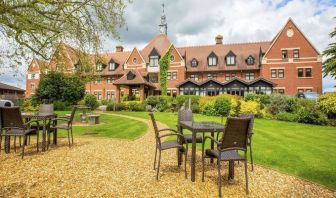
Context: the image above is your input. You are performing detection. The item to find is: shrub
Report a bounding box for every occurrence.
[296,107,328,125]
[260,108,273,119]
[318,93,336,118]
[115,103,127,111]
[267,94,291,115]
[21,99,39,112]
[125,101,145,111]
[145,96,173,112]
[214,96,231,122]
[201,100,217,116]
[244,93,271,108]
[240,100,260,115]
[176,95,201,109]
[199,96,216,108]
[276,112,299,122]
[100,99,113,106]
[84,94,99,110]
[106,103,115,111]
[53,101,71,111]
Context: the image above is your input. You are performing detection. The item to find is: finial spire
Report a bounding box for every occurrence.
[159,3,167,35]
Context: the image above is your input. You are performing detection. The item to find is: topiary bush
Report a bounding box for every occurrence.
[276,112,299,122]
[84,94,99,110]
[214,96,231,122]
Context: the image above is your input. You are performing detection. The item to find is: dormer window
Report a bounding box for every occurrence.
[191,58,198,67]
[96,62,103,72]
[246,56,254,65]
[208,52,217,66]
[225,51,236,66]
[149,56,159,67]
[109,61,116,71]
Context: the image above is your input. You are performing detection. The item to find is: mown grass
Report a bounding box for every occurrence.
[112,111,336,190]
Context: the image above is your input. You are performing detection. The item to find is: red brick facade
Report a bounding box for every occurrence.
[26,18,322,100]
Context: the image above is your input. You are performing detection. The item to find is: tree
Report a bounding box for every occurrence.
[32,71,85,104]
[323,24,336,78]
[214,96,231,123]
[0,1,128,67]
[159,47,172,95]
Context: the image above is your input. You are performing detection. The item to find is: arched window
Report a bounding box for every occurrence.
[191,58,198,67]
[225,51,236,66]
[208,52,218,66]
[246,56,254,65]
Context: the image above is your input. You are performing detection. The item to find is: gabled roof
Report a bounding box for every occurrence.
[264,18,320,57]
[199,78,223,87]
[222,77,249,86]
[141,34,172,62]
[0,82,25,92]
[125,47,146,65]
[248,77,277,86]
[28,58,49,73]
[176,79,200,87]
[113,69,156,88]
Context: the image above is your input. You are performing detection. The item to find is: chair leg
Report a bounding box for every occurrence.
[245,160,249,194]
[0,135,2,154]
[21,136,26,159]
[250,145,254,171]
[153,147,157,170]
[218,159,222,198]
[184,146,188,179]
[37,132,39,152]
[156,150,161,181]
[67,129,71,147]
[19,136,21,147]
[28,136,30,145]
[202,154,205,182]
[71,127,74,145]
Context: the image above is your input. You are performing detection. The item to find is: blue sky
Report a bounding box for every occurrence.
[0,0,335,91]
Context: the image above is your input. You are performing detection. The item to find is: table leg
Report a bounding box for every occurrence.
[191,130,196,182]
[53,129,57,145]
[229,160,235,180]
[210,131,214,163]
[5,136,10,153]
[177,126,183,167]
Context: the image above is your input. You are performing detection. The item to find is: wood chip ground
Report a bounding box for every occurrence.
[0,114,335,197]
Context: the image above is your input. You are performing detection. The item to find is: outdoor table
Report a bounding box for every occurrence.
[21,112,57,152]
[179,121,230,182]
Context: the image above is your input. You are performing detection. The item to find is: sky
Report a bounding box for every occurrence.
[1,0,336,91]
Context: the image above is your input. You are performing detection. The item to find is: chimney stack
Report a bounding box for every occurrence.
[215,35,223,45]
[116,45,124,52]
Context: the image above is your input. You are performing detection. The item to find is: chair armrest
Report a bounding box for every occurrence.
[158,132,185,140]
[24,120,40,126]
[203,136,221,145]
[158,128,181,134]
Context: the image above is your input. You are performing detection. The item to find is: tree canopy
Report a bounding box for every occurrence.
[323,24,336,79]
[0,0,128,67]
[32,71,85,104]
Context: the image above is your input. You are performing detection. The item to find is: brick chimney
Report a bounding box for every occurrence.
[215,35,223,45]
[116,45,124,52]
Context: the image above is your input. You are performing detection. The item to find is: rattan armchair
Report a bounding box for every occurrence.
[0,107,40,158]
[149,112,188,180]
[50,107,76,147]
[239,113,255,171]
[202,117,251,197]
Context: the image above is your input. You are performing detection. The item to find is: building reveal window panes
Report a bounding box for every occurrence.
[271,69,277,78]
[245,73,255,81]
[282,50,288,59]
[298,68,304,77]
[167,72,171,80]
[226,56,235,65]
[208,56,217,66]
[149,73,158,83]
[190,74,199,81]
[293,49,299,58]
[172,72,177,80]
[278,69,284,78]
[305,68,312,77]
[207,73,217,79]
[225,73,230,81]
[149,56,159,67]
[109,62,115,70]
[191,59,198,67]
[246,56,254,65]
[96,62,103,71]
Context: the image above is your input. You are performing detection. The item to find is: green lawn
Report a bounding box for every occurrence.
[55,111,147,140]
[112,111,336,190]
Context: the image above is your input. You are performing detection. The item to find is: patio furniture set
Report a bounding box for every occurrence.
[149,107,255,197]
[0,104,77,159]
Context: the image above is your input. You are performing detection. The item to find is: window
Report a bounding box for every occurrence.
[167,72,171,80]
[106,91,115,100]
[245,73,255,81]
[306,89,312,92]
[191,59,198,67]
[132,58,137,64]
[225,73,231,81]
[31,74,36,79]
[170,55,175,62]
[96,62,103,71]
[172,89,177,97]
[246,56,254,65]
[293,49,299,59]
[271,69,277,78]
[208,56,217,66]
[278,69,284,78]
[172,72,177,80]
[149,56,159,67]
[31,83,35,89]
[305,68,312,77]
[298,89,304,93]
[94,92,102,100]
[190,74,199,81]
[281,50,288,59]
[107,76,115,84]
[207,73,217,79]
[298,68,304,77]
[109,62,116,70]
[278,89,285,94]
[149,73,158,83]
[167,90,172,96]
[226,56,235,65]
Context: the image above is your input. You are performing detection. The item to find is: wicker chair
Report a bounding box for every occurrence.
[177,108,203,144]
[149,112,188,180]
[239,113,255,171]
[50,107,76,147]
[0,107,40,159]
[202,117,251,197]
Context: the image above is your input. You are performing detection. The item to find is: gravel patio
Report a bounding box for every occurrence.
[0,114,334,197]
